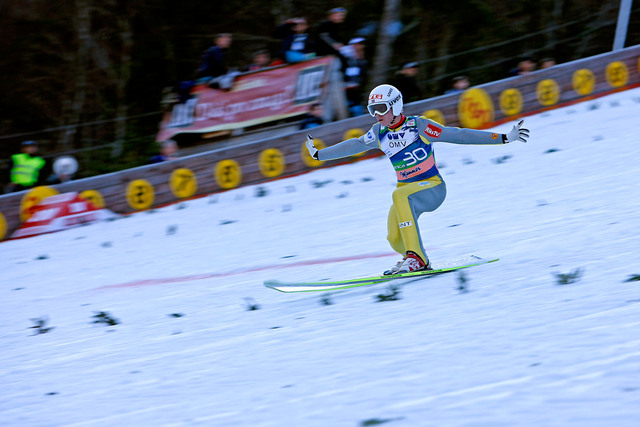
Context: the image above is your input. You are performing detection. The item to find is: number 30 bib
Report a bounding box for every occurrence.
[379,118,439,183]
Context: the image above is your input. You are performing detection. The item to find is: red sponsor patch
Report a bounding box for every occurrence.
[424,123,442,138]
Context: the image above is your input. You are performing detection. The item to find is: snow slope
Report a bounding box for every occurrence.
[2,88,640,427]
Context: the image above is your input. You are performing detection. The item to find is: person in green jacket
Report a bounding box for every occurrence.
[6,141,48,193]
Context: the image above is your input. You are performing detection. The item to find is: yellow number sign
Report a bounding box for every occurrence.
[170,168,198,198]
[536,79,560,106]
[215,159,242,189]
[126,179,155,210]
[499,88,523,116]
[572,69,596,96]
[79,190,106,208]
[259,149,286,178]
[605,61,628,88]
[458,88,495,129]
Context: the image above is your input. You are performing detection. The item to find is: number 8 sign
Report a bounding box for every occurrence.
[215,159,242,189]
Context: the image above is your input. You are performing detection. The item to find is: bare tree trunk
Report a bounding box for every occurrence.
[428,24,454,95]
[80,2,134,158]
[111,14,134,158]
[544,0,565,53]
[414,9,432,97]
[370,0,402,86]
[60,0,90,151]
[270,0,293,24]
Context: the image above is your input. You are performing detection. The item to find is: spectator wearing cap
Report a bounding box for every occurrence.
[392,62,423,103]
[5,141,49,193]
[342,37,368,116]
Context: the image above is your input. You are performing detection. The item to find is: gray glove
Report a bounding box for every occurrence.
[503,120,530,143]
[305,134,319,160]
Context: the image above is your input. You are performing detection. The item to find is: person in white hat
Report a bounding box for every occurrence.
[305,84,529,274]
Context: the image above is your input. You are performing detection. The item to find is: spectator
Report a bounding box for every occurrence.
[195,33,232,79]
[445,75,470,94]
[5,140,49,193]
[277,17,316,63]
[509,56,536,76]
[244,49,275,72]
[391,62,423,103]
[315,7,349,68]
[343,37,368,116]
[299,102,325,130]
[539,57,556,69]
[149,140,179,164]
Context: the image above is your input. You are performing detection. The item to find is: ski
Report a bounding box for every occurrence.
[264,255,498,293]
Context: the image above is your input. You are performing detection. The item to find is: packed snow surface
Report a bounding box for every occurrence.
[2,88,640,426]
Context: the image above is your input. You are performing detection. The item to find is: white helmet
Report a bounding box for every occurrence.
[367,84,403,117]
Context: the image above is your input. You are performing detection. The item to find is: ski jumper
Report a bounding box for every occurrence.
[316,115,504,264]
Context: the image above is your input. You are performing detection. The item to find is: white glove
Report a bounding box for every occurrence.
[305,134,319,160]
[503,120,530,143]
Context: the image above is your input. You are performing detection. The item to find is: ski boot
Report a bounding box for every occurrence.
[394,251,431,274]
[383,255,407,275]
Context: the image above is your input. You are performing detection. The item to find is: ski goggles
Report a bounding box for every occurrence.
[367,102,390,117]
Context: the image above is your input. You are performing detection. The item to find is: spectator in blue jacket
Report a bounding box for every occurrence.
[196,33,232,79]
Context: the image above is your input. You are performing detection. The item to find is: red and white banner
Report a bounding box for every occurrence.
[157,57,335,141]
[11,192,118,239]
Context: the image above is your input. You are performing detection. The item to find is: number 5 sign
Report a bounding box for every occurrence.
[259,149,285,178]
